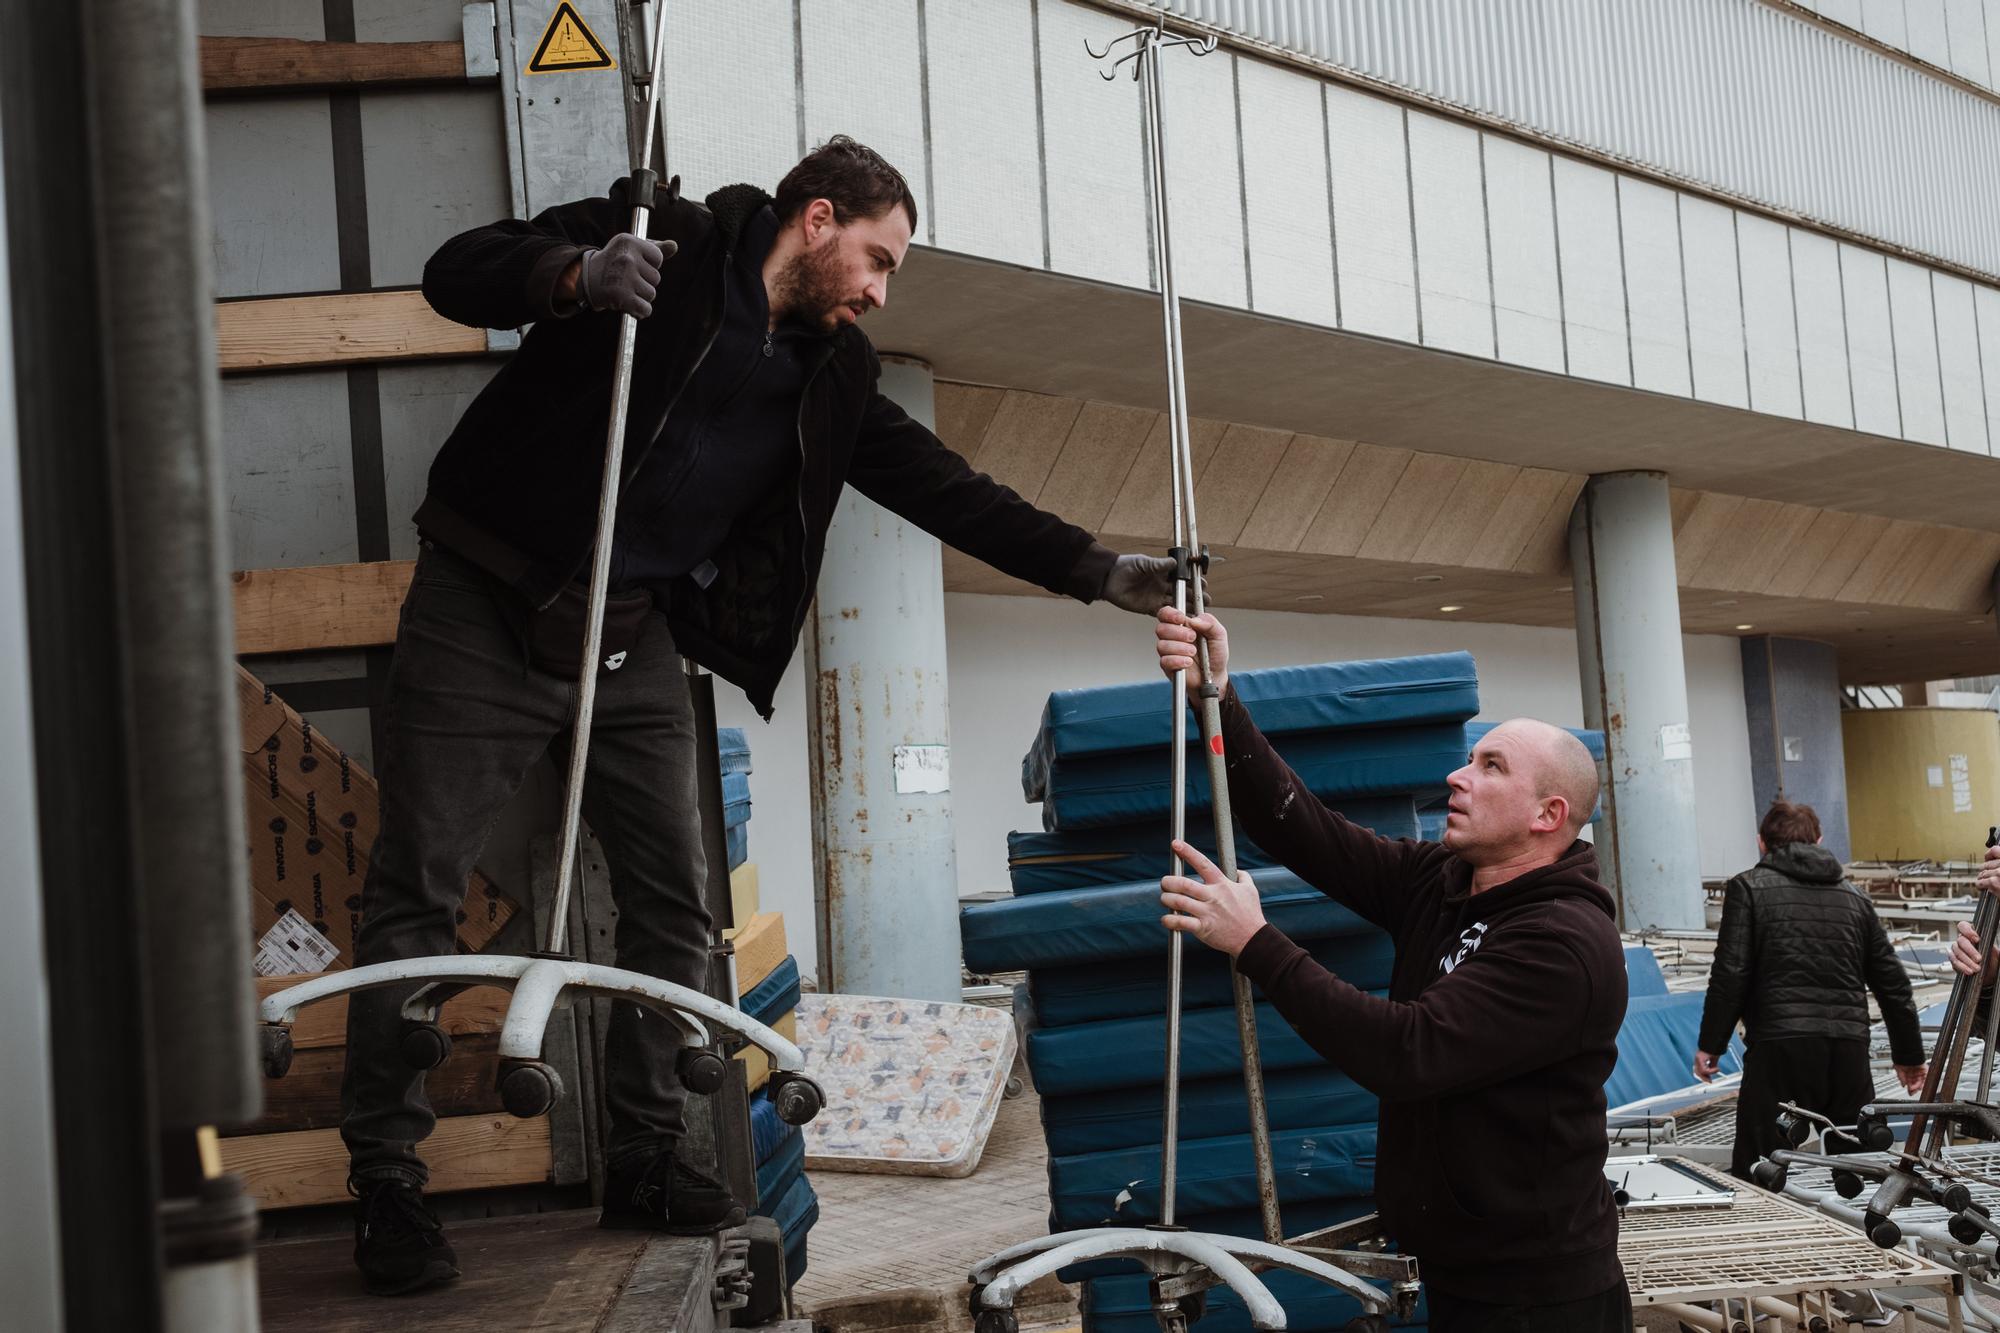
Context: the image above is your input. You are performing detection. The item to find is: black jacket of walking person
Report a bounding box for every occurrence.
[1696,801,1926,1177]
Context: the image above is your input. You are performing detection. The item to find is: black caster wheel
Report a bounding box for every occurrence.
[1942,1183,1974,1214]
[1822,1125,1860,1155]
[973,1308,1019,1333]
[400,1021,452,1071]
[1857,1111,1894,1151]
[497,1059,564,1118]
[771,1073,825,1126]
[1950,1211,1986,1245]
[258,1025,294,1079]
[1749,1160,1787,1192]
[675,1046,728,1096]
[1864,1211,1902,1248]
[1776,1111,1810,1148]
[1831,1169,1863,1199]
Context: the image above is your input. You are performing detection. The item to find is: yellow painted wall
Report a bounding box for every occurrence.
[1842,708,2000,861]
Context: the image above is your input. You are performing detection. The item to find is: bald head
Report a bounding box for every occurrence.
[1500,718,1601,836]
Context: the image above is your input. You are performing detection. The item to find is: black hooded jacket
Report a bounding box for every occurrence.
[1220,689,1628,1305]
[1696,842,1924,1065]
[413,178,1115,717]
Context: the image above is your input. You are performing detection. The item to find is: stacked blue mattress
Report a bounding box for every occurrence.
[967,655,1495,1332]
[745,949,814,1284]
[719,726,752,871]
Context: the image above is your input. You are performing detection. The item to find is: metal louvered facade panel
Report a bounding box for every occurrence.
[1148,0,2000,280]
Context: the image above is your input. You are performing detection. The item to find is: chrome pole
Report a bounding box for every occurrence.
[548,0,674,954]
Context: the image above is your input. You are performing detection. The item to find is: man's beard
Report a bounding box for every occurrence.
[773,242,850,333]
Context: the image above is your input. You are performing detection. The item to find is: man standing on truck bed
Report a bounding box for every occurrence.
[341,136,1175,1296]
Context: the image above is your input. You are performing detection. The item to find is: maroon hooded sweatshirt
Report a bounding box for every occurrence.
[1220,688,1629,1304]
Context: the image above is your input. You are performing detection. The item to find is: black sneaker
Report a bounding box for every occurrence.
[600,1147,747,1235]
[352,1177,459,1296]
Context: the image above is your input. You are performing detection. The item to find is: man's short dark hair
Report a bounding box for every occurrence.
[774,135,918,234]
[1760,799,1821,848]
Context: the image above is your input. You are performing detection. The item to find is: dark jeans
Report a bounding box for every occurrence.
[1730,1035,1875,1179]
[340,543,711,1186]
[1426,1277,1632,1332]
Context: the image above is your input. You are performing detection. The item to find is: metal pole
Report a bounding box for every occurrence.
[548,0,674,954]
[1133,22,1281,1246]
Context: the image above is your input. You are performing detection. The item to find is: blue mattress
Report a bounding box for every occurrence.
[744,954,800,1027]
[961,870,1370,974]
[1028,931,1396,1029]
[1050,1122,1377,1230]
[1025,653,1479,776]
[1035,721,1471,831]
[726,823,747,871]
[755,1124,805,1206]
[723,772,751,826]
[764,1172,817,1285]
[1005,796,1419,895]
[1624,946,1667,999]
[1605,992,1745,1108]
[1084,1268,1425,1333]
[1025,995,1375,1097]
[717,726,751,774]
[749,1089,791,1166]
[1042,1063,1378,1156]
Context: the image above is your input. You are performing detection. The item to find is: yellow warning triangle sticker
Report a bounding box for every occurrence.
[525,2,616,74]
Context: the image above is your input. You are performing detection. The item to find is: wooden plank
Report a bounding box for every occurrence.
[201,36,468,95]
[1190,424,1295,548]
[1297,442,1413,557]
[1101,416,1228,540]
[1410,459,1520,567]
[223,1113,551,1209]
[1235,434,1354,553]
[217,291,487,373]
[233,559,413,655]
[1667,493,1746,586]
[932,383,1007,456]
[1034,400,1157,533]
[1684,496,1788,592]
[1800,512,1891,600]
[1470,467,1575,572]
[1508,472,1586,575]
[236,1033,505,1135]
[255,973,512,1051]
[1762,508,1856,598]
[966,390,1082,507]
[1356,454,1469,563]
[1834,518,1923,603]
[726,912,788,996]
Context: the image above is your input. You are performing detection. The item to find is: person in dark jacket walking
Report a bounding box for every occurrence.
[1152,608,1631,1333]
[340,137,1175,1295]
[1694,799,1927,1181]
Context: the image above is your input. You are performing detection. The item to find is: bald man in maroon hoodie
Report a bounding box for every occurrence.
[1154,609,1631,1333]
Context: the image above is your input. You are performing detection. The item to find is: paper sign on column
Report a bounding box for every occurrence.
[254,908,341,976]
[893,744,950,795]
[1659,723,1692,762]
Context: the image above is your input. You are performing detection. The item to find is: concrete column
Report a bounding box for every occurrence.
[1740,635,1851,862]
[1569,472,1704,930]
[805,357,960,1000]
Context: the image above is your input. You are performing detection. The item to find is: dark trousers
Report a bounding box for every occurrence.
[1426,1277,1632,1332]
[340,543,712,1185]
[1730,1035,1875,1179]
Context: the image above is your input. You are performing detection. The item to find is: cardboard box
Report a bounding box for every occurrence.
[236,665,520,968]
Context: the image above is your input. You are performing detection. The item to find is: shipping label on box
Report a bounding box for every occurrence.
[237,665,519,967]
[255,907,342,976]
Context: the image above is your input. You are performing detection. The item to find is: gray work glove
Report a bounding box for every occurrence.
[1100,553,1178,614]
[578,234,674,317]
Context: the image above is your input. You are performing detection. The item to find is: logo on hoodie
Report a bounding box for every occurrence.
[1439,921,1489,975]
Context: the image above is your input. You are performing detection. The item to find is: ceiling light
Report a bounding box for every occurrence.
[1555,585,1572,593]
[1735,624,1754,631]
[1960,640,1976,646]
[1293,593,1324,603]
[1439,605,1463,613]
[1846,609,1872,617]
[1713,599,1738,607]
[1413,574,1445,584]
[1971,618,1989,625]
